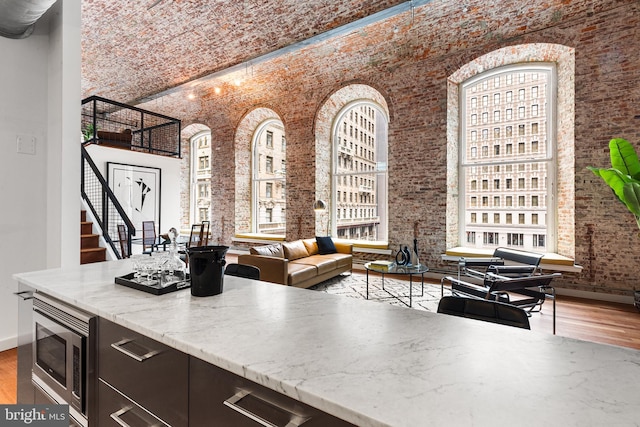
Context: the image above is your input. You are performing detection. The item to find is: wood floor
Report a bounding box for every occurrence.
[0,347,17,404]
[528,294,640,349]
[1,291,638,405]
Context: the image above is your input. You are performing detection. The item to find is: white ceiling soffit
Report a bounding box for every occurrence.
[0,0,57,39]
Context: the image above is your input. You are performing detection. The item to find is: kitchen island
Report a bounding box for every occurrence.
[14,259,640,426]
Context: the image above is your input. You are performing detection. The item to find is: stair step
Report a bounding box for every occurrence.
[81,210,87,222]
[81,222,93,235]
[81,247,106,264]
[81,234,100,249]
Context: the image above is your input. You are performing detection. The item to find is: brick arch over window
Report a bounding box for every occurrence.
[446,43,575,258]
[235,107,284,235]
[315,84,389,236]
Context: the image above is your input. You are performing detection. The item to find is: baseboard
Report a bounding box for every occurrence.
[554,288,634,305]
[0,335,17,353]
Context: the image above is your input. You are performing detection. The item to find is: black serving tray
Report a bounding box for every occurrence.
[115,272,190,295]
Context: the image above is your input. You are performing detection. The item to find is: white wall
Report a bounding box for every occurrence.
[0,1,80,351]
[86,145,182,240]
[47,0,81,269]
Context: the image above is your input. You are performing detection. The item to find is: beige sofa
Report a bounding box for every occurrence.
[237,238,352,288]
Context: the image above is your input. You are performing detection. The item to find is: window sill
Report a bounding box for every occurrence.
[442,247,583,273]
[233,233,285,244]
[332,239,391,254]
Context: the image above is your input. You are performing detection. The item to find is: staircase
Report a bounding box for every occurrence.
[81,210,106,264]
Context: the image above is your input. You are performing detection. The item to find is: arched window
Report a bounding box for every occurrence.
[252,120,286,235]
[460,64,556,251]
[331,102,388,241]
[190,130,211,224]
[447,44,575,257]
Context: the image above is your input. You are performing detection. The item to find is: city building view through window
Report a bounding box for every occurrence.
[333,102,388,242]
[253,120,286,235]
[191,131,211,224]
[461,64,555,251]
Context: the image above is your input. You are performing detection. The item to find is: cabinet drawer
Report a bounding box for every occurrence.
[190,357,356,427]
[98,318,188,426]
[98,379,170,427]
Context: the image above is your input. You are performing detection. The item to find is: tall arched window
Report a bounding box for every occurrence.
[447,44,575,257]
[190,130,212,224]
[460,64,556,251]
[252,120,286,235]
[331,102,388,241]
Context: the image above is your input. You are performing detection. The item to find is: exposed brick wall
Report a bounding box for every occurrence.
[139,0,640,296]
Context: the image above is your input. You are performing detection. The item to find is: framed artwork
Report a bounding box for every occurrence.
[107,162,161,236]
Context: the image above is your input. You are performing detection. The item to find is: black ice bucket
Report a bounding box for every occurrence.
[187,245,229,297]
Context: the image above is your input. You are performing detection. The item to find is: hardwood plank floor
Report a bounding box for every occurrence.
[528,295,640,349]
[1,287,638,405]
[0,348,16,404]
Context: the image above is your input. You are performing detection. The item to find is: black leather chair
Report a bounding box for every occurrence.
[437,296,531,329]
[224,263,260,280]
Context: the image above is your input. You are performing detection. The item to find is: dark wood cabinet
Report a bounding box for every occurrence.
[189,357,355,427]
[97,318,188,426]
[96,317,354,427]
[97,379,171,427]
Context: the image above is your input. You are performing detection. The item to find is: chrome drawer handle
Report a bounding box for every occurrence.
[223,389,310,427]
[111,339,160,362]
[110,407,134,427]
[110,406,164,427]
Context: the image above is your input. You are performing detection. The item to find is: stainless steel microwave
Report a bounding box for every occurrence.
[32,293,95,427]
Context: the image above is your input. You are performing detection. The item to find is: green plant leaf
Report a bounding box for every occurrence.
[623,182,640,216]
[609,138,640,180]
[588,166,630,204]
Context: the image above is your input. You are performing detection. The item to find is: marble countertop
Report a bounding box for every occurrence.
[15,260,640,426]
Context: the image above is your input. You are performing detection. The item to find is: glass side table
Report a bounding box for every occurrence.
[364,263,429,307]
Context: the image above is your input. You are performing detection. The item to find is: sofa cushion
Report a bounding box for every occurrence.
[282,240,309,261]
[291,255,337,275]
[302,239,319,256]
[250,244,283,258]
[316,236,337,254]
[320,253,352,269]
[287,263,317,285]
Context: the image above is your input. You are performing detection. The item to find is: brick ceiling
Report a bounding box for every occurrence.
[81,0,406,105]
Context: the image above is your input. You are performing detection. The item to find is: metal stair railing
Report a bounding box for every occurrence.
[81,145,135,259]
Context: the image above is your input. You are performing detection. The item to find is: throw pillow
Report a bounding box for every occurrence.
[302,238,319,255]
[282,240,310,260]
[316,236,337,255]
[250,244,283,258]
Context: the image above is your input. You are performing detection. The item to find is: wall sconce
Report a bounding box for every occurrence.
[313,200,327,211]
